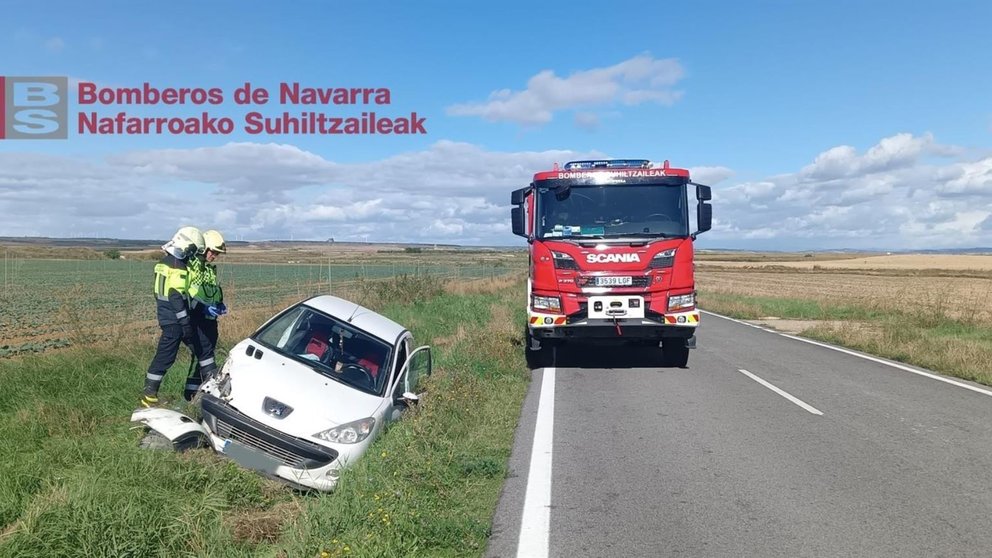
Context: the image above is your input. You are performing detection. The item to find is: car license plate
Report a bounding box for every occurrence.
[596,276,632,287]
[222,439,280,473]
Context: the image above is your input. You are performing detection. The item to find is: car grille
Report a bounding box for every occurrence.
[576,275,652,288]
[214,419,311,469]
[202,394,337,470]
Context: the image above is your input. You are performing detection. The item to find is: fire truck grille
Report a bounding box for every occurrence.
[576,276,652,288]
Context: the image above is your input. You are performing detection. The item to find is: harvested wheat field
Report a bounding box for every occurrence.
[700,253,992,272]
[697,269,992,325]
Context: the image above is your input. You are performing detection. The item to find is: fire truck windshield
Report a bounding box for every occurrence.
[536,184,688,239]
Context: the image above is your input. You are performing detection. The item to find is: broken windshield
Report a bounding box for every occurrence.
[536,184,688,239]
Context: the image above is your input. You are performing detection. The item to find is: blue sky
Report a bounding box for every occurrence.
[1,0,991,249]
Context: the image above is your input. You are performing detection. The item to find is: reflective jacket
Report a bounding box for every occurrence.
[188,258,224,319]
[153,254,192,326]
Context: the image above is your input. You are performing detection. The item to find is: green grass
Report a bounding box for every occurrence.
[0,278,530,557]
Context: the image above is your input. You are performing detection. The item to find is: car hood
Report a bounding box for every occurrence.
[211,340,384,439]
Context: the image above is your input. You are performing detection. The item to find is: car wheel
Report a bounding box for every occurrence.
[138,431,174,451]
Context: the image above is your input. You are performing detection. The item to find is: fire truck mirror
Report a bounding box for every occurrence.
[697,203,713,233]
[695,183,712,201]
[511,206,527,238]
[511,187,528,205]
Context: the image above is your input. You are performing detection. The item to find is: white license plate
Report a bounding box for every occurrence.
[596,276,632,287]
[222,439,280,473]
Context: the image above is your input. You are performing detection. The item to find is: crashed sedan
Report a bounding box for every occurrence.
[132,295,431,491]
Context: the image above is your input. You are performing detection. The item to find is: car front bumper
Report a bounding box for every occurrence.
[200,394,344,491]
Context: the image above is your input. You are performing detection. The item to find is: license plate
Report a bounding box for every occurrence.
[596,276,632,287]
[222,439,280,473]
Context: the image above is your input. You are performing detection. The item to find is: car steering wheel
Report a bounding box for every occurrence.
[646,213,673,220]
[339,363,375,389]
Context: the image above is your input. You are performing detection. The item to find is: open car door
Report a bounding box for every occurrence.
[388,346,431,420]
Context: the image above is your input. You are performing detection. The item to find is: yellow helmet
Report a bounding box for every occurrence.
[203,230,227,253]
[171,226,205,259]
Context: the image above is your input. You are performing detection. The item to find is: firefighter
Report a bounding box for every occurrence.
[141,227,217,407]
[187,229,227,398]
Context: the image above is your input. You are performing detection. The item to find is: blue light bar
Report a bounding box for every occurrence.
[563,159,651,170]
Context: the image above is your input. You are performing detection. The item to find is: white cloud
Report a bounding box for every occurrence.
[4,133,992,250]
[708,133,992,250]
[446,54,684,126]
[799,132,942,181]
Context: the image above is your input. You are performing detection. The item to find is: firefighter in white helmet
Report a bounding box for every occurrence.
[141,227,217,407]
[186,229,228,399]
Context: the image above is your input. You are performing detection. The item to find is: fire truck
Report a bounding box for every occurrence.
[510,159,712,368]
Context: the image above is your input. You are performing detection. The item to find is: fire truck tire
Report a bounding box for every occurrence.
[525,329,553,369]
[662,340,689,368]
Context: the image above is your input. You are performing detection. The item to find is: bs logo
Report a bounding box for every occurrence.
[0,76,68,139]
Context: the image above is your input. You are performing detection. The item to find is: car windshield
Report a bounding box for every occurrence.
[537,183,688,239]
[252,304,392,395]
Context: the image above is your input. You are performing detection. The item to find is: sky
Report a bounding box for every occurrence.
[1,0,990,250]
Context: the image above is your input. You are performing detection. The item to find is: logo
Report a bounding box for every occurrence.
[262,396,293,418]
[586,253,641,264]
[1,76,68,139]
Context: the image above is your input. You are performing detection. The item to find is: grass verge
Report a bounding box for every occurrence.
[0,275,529,557]
[699,291,992,386]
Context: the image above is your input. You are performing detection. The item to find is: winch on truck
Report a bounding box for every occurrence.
[510,159,713,368]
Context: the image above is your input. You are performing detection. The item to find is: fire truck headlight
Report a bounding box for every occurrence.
[667,293,695,311]
[551,251,579,270]
[648,249,676,269]
[531,295,562,313]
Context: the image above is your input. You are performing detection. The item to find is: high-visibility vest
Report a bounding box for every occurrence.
[153,261,190,301]
[188,259,223,307]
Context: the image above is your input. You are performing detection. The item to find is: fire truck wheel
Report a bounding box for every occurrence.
[525,329,554,369]
[662,340,689,368]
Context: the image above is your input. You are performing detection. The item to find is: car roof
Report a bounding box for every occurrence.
[302,295,407,344]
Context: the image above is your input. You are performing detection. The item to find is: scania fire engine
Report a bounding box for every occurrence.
[510,159,712,368]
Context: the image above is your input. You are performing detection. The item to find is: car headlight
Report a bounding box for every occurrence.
[313,417,375,444]
[531,295,562,313]
[648,249,676,269]
[668,293,695,311]
[551,251,578,270]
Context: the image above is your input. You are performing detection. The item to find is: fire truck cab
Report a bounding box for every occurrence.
[510,159,712,368]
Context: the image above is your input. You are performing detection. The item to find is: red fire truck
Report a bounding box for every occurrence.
[510,159,712,368]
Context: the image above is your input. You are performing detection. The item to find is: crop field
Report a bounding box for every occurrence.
[696,253,992,385]
[0,252,525,358]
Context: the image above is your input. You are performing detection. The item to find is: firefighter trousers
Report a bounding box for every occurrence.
[144,323,217,401]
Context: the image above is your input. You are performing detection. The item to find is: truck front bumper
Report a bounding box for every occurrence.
[528,308,700,340]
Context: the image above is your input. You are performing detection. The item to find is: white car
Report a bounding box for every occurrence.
[131,295,432,491]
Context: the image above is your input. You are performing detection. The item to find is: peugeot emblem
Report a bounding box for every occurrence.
[262,397,293,419]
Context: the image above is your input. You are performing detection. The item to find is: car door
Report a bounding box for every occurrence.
[387,345,432,422]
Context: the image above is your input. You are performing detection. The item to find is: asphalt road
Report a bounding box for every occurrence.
[486,312,992,558]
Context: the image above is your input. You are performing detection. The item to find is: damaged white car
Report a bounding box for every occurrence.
[131,295,431,491]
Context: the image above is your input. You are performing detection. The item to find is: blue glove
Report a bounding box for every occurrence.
[206,305,221,318]
[217,302,228,315]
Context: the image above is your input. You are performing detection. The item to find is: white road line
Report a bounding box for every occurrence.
[517,367,555,558]
[701,309,992,399]
[738,368,824,415]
